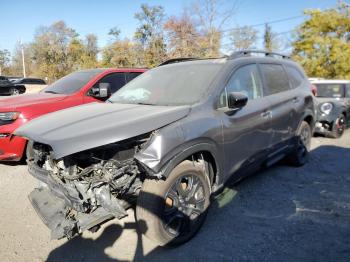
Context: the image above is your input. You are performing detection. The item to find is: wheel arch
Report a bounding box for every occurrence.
[298,109,315,133]
[139,140,223,191]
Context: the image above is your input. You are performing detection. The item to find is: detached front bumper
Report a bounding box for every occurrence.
[29,187,114,239]
[27,161,130,239]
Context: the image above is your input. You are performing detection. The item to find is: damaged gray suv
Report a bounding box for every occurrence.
[15,50,315,246]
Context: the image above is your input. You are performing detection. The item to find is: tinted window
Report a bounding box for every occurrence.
[110,63,223,106]
[96,73,126,94]
[27,78,46,84]
[285,65,304,89]
[126,72,142,83]
[315,84,344,98]
[260,64,290,94]
[43,70,102,95]
[218,64,263,108]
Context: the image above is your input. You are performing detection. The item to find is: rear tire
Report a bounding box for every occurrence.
[286,121,311,166]
[328,114,346,139]
[136,160,211,246]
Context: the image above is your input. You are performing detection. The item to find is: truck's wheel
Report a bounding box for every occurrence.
[328,114,346,138]
[286,121,311,166]
[136,160,211,246]
[10,88,20,96]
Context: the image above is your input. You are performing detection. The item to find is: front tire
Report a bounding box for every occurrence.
[286,121,311,166]
[136,160,211,246]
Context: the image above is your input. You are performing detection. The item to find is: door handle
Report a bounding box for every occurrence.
[261,111,271,119]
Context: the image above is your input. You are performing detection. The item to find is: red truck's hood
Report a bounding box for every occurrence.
[0,93,68,112]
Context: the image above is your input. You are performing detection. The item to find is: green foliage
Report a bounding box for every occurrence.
[101,39,140,68]
[0,49,10,75]
[108,27,121,40]
[19,21,99,82]
[264,24,273,51]
[292,3,350,78]
[134,4,166,67]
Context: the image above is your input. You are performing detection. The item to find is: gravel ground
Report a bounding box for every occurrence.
[1,131,349,262]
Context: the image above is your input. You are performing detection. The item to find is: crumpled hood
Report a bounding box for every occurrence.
[0,93,68,111]
[15,102,190,159]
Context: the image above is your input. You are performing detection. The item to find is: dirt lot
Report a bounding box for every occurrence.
[0,131,349,262]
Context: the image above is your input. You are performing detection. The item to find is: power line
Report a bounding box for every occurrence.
[219,15,304,34]
[220,29,297,49]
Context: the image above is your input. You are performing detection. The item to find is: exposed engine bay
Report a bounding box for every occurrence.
[27,133,152,239]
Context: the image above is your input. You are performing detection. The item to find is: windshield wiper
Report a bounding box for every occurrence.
[44,91,60,94]
[135,102,156,106]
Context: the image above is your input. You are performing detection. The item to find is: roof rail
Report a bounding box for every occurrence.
[158,58,200,66]
[229,50,291,60]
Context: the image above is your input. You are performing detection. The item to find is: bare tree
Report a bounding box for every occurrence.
[164,12,201,58]
[0,49,10,75]
[229,26,258,51]
[192,0,240,57]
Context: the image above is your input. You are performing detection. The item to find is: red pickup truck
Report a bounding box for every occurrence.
[0,68,146,161]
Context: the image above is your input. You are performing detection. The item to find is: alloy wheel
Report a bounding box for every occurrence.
[162,174,206,237]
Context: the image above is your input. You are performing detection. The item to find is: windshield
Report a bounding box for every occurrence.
[42,70,101,95]
[315,84,344,98]
[109,62,223,106]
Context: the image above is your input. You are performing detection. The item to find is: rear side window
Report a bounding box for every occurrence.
[260,64,290,94]
[97,73,126,94]
[126,72,142,83]
[285,65,305,89]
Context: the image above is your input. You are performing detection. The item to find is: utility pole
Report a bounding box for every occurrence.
[20,39,26,78]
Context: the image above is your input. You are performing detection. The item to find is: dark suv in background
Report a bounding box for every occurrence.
[0,76,26,95]
[12,78,46,85]
[16,50,315,246]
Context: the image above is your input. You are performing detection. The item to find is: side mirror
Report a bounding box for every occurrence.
[91,83,111,99]
[227,92,248,110]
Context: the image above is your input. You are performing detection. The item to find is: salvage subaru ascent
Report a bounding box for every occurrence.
[15,50,315,246]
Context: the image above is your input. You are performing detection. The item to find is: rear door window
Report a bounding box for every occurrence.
[260,64,290,94]
[285,65,305,89]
